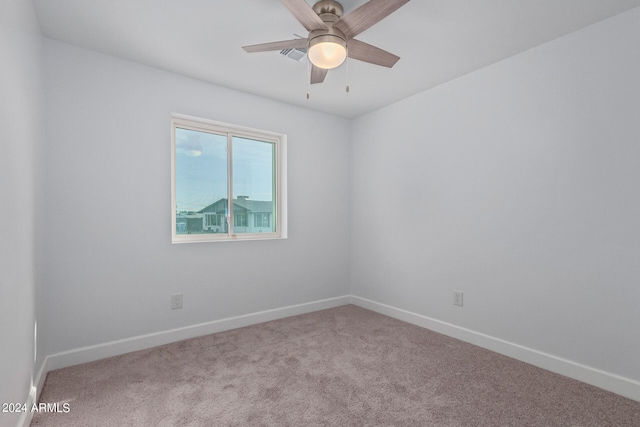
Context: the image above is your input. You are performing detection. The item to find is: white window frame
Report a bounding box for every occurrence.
[171,113,287,243]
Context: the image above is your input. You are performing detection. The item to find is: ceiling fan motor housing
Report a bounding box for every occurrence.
[312,0,344,22]
[308,26,346,47]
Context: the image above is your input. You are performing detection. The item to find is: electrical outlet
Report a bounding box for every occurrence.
[453,291,463,307]
[171,293,183,310]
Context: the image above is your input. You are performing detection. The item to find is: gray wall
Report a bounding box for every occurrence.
[351,8,640,382]
[0,1,43,426]
[42,40,351,355]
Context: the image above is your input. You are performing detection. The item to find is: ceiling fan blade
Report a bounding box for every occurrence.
[310,65,328,84]
[242,38,308,53]
[334,0,410,40]
[281,0,328,32]
[347,39,400,68]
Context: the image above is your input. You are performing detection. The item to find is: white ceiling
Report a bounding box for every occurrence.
[33,0,640,119]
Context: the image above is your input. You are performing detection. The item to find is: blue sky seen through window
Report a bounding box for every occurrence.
[175,128,274,213]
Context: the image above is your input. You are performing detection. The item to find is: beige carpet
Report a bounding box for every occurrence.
[32,305,640,426]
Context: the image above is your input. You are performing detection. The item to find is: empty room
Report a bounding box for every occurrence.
[2,0,640,425]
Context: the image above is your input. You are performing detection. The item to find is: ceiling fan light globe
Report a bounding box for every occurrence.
[308,35,347,69]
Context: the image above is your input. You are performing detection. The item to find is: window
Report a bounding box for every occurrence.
[254,213,270,228]
[205,213,219,227]
[235,213,248,227]
[171,114,287,243]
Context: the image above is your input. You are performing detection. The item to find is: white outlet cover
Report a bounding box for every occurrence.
[171,294,183,310]
[453,291,463,307]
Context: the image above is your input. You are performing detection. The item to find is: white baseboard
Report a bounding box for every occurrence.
[349,295,640,403]
[45,296,350,372]
[16,359,47,427]
[16,385,37,427]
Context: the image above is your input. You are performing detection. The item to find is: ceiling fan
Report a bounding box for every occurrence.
[242,0,410,85]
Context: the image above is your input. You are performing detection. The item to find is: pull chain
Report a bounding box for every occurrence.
[306,59,311,100]
[345,47,350,95]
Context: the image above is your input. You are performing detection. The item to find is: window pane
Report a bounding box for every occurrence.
[232,136,275,234]
[175,128,227,235]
